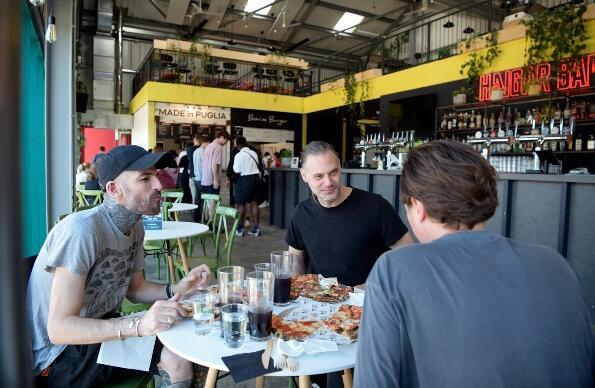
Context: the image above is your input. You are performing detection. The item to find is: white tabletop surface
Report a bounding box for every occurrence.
[144,221,208,241]
[169,203,199,212]
[157,305,357,377]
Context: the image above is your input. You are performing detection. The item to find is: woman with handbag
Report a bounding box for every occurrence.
[232,136,263,236]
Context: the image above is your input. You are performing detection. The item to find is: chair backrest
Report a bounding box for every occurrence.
[200,193,221,228]
[161,201,173,220]
[77,189,103,207]
[161,191,183,203]
[213,206,240,266]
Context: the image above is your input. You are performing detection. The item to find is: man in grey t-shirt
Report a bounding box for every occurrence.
[27,145,211,387]
[355,141,594,388]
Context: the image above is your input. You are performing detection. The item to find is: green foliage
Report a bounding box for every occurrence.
[523,4,588,85]
[458,30,501,100]
[437,46,452,59]
[359,79,370,118]
[344,72,357,115]
[343,72,370,119]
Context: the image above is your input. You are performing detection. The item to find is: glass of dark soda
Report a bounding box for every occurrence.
[246,270,274,341]
[271,251,293,306]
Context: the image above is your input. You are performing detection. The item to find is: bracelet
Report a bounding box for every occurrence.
[165,283,173,298]
[127,316,142,338]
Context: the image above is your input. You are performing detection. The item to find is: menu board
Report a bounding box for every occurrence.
[178,125,193,140]
[157,123,177,139]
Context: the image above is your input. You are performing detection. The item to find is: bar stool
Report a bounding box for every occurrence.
[203,62,221,86]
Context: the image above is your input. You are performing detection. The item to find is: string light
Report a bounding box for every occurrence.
[45,15,57,43]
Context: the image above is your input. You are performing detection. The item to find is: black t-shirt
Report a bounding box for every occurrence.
[285,187,408,286]
[186,145,198,177]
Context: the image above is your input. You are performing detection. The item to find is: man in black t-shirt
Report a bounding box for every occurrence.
[285,141,413,287]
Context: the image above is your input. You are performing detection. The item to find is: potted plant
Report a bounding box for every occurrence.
[76,80,89,113]
[458,31,500,103]
[522,4,588,93]
[452,86,468,105]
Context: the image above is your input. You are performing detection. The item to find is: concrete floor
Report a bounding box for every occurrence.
[144,207,293,388]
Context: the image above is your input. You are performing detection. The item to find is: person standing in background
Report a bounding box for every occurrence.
[186,134,200,205]
[200,130,230,220]
[192,134,211,222]
[233,136,262,236]
[92,146,106,165]
[177,150,191,203]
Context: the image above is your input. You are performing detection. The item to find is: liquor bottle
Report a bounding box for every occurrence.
[452,113,458,129]
[587,135,595,150]
[489,112,496,131]
[554,104,561,121]
[535,108,541,125]
[476,111,482,128]
[563,98,571,120]
[469,110,475,129]
[505,107,512,127]
[440,114,447,130]
[575,135,583,151]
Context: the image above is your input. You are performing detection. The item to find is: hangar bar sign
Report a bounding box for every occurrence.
[478,53,595,102]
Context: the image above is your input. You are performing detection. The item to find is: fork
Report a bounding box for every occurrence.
[273,354,286,370]
[273,354,299,372]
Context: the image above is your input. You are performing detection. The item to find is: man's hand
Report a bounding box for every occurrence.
[138,295,187,336]
[175,265,211,296]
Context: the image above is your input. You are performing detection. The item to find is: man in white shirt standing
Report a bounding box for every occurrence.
[200,130,230,219]
[233,136,262,236]
[192,133,211,222]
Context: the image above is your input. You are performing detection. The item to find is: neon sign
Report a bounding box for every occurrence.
[478,53,595,101]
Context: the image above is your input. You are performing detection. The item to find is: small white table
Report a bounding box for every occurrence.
[169,203,199,214]
[144,221,209,280]
[158,304,356,388]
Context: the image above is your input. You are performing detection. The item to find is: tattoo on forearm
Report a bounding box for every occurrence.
[158,368,192,388]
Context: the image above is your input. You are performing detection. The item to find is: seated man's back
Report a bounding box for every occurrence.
[358,231,593,387]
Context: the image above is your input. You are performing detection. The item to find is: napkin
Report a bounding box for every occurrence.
[348,292,365,307]
[272,338,338,360]
[221,349,281,383]
[97,313,156,371]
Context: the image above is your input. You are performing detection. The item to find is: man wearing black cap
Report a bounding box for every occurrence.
[26,145,211,387]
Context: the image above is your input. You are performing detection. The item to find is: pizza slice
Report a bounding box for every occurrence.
[272,314,323,341]
[323,305,363,340]
[306,285,352,303]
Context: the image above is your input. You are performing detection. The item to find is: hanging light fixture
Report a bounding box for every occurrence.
[443,21,454,28]
[463,26,475,34]
[45,15,57,43]
[29,0,45,5]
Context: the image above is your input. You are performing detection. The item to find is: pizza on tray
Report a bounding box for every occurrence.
[323,304,362,340]
[272,314,323,341]
[290,274,351,303]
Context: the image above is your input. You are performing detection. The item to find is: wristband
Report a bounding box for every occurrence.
[165,283,173,298]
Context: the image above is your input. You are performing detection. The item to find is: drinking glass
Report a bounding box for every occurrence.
[246,271,274,341]
[221,303,248,348]
[253,262,272,272]
[217,266,245,305]
[271,251,293,306]
[190,290,218,335]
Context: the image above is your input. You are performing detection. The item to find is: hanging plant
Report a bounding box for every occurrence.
[522,4,587,90]
[359,79,370,117]
[343,72,357,116]
[458,30,500,101]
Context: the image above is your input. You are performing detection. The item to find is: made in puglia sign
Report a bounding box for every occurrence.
[478,53,595,101]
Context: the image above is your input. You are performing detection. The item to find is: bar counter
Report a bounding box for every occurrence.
[269,167,595,322]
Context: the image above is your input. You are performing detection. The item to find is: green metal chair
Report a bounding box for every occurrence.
[194,193,221,256]
[174,206,240,277]
[77,189,104,208]
[161,190,183,204]
[143,202,173,281]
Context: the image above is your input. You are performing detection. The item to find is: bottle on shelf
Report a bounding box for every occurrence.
[587,135,595,151]
[470,110,476,129]
[563,98,571,120]
[575,135,583,151]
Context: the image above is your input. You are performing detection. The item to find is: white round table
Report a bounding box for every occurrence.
[158,304,356,387]
[144,221,209,280]
[169,203,199,213]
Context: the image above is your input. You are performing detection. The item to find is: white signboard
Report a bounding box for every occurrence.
[155,103,230,125]
[240,127,295,143]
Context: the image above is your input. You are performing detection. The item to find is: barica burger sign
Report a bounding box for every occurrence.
[155,103,230,125]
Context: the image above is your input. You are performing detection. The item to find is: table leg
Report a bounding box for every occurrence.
[204,368,218,388]
[176,238,190,274]
[173,211,180,222]
[342,369,353,388]
[255,375,265,388]
[298,375,311,388]
[165,240,176,282]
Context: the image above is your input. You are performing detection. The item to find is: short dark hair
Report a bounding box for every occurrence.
[400,140,499,229]
[201,133,212,143]
[235,136,248,147]
[302,141,338,167]
[264,152,270,156]
[216,129,230,140]
[193,132,201,140]
[99,146,106,152]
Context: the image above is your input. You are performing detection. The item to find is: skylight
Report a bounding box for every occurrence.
[333,12,364,33]
[244,0,272,16]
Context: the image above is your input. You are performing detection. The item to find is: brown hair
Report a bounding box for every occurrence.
[400,140,499,229]
[216,129,230,140]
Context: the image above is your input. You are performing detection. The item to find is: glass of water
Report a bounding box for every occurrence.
[191,290,218,335]
[221,303,248,348]
[253,262,272,272]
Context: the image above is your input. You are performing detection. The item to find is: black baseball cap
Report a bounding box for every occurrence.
[97,145,167,188]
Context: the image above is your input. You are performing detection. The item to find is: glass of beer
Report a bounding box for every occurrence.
[271,251,293,306]
[246,271,274,341]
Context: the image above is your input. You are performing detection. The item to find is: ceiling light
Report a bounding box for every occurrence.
[227,38,237,45]
[282,11,286,28]
[333,12,365,33]
[45,15,57,43]
[244,0,272,16]
[463,26,475,34]
[443,21,454,28]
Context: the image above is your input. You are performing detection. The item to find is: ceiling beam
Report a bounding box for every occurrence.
[308,0,400,24]
[282,0,319,49]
